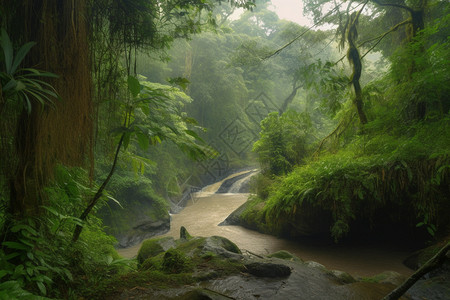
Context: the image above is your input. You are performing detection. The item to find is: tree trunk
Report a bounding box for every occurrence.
[4,0,93,217]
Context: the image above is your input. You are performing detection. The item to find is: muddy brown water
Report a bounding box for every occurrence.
[118,174,414,278]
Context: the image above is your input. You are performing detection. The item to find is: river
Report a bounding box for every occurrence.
[117,172,414,278]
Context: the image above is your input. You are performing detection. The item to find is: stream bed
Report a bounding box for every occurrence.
[117,173,414,278]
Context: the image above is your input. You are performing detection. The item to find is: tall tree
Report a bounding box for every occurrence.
[1,0,93,217]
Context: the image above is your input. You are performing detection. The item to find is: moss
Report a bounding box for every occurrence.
[85,269,196,299]
[239,196,271,233]
[162,249,192,273]
[137,236,174,264]
[175,236,207,254]
[267,250,303,262]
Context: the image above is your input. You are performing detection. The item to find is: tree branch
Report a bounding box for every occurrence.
[360,18,410,59]
[382,241,450,300]
[371,0,414,14]
[263,2,344,60]
[72,132,125,242]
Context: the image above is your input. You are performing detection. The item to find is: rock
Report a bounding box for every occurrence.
[180,226,192,240]
[305,260,327,270]
[406,255,450,299]
[201,236,243,260]
[137,236,176,264]
[267,250,303,262]
[177,288,236,300]
[373,271,407,286]
[114,216,171,248]
[406,273,450,300]
[218,201,248,226]
[221,196,332,239]
[215,171,254,193]
[244,262,291,278]
[330,270,356,284]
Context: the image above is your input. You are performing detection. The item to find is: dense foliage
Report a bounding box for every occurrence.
[248,7,450,242]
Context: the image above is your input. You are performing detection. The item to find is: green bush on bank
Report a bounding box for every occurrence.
[259,117,449,241]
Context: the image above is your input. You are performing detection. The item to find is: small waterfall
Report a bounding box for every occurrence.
[215,169,258,194]
[228,172,257,193]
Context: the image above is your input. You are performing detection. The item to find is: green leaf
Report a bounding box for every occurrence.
[4,252,20,261]
[0,270,8,280]
[127,75,141,97]
[11,224,38,235]
[122,132,131,150]
[0,29,13,74]
[416,222,424,227]
[42,206,60,217]
[26,251,34,260]
[3,241,29,251]
[106,195,123,209]
[357,189,364,200]
[63,269,73,281]
[2,78,17,92]
[167,76,190,90]
[36,281,46,295]
[136,132,150,150]
[11,41,36,74]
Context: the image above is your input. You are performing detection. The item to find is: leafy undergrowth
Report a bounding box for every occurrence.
[248,117,450,242]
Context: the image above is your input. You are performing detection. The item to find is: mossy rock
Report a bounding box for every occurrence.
[267,250,303,262]
[180,226,192,240]
[363,271,407,286]
[162,248,192,274]
[137,236,176,264]
[329,270,356,284]
[208,236,241,254]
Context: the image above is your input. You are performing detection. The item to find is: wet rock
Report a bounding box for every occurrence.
[218,201,250,226]
[177,288,235,300]
[330,270,356,284]
[244,261,291,278]
[406,274,450,300]
[267,250,303,262]
[372,271,407,286]
[202,260,399,300]
[305,260,327,270]
[406,257,450,300]
[103,233,409,300]
[216,171,255,193]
